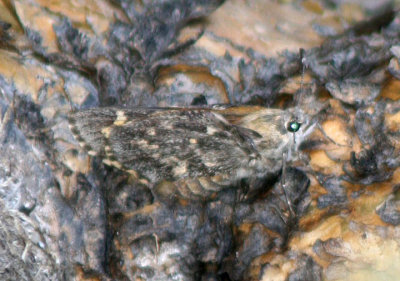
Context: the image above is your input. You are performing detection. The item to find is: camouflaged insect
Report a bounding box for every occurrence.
[68,106,315,199]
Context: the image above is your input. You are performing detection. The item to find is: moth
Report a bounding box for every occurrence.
[68,106,315,199]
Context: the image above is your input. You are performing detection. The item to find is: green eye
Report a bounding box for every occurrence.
[287,121,301,132]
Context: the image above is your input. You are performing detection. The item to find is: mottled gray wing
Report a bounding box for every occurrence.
[69,107,159,157]
[69,107,261,183]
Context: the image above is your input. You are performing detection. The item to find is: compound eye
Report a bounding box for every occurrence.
[287,120,301,132]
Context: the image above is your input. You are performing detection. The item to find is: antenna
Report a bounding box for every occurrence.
[300,48,306,92]
[295,48,308,106]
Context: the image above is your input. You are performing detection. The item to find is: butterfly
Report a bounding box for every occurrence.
[68,106,315,199]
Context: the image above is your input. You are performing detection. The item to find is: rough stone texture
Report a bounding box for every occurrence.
[0,0,399,280]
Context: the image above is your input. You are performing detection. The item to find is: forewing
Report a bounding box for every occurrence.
[70,107,261,183]
[68,107,159,157]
